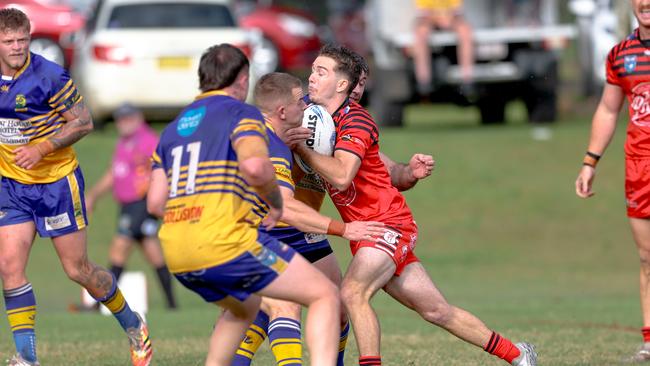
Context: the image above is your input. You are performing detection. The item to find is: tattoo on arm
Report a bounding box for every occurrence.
[264,186,283,210]
[50,101,94,150]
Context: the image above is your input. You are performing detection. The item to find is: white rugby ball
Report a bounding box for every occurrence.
[294,104,336,174]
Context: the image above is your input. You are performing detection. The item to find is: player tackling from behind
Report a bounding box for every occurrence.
[147,44,340,366]
[0,8,151,366]
[576,0,650,362]
[294,44,537,366]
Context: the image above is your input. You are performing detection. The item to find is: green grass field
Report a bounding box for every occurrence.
[0,102,643,365]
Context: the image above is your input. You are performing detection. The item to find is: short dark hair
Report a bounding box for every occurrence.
[318,44,360,95]
[198,44,249,92]
[352,52,369,78]
[0,8,30,34]
[254,72,302,114]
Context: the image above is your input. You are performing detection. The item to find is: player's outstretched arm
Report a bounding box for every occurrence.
[380,152,435,192]
[14,101,94,169]
[294,144,361,191]
[279,187,384,241]
[235,135,283,229]
[575,83,625,199]
[147,168,168,218]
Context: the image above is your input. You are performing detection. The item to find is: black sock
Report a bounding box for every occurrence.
[109,264,124,281]
[156,266,177,309]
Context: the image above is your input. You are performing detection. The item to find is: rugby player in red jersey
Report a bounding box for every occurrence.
[293,44,537,366]
[576,0,650,361]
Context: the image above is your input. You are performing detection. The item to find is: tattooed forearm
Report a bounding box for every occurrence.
[50,101,94,150]
[262,185,283,210]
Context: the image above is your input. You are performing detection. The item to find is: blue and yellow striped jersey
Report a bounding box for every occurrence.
[247,121,294,229]
[0,53,82,184]
[152,91,273,273]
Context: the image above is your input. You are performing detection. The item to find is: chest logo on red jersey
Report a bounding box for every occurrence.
[625,55,638,73]
[631,83,650,127]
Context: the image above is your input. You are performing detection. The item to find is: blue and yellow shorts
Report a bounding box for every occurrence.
[268,226,333,263]
[0,166,88,237]
[174,233,296,303]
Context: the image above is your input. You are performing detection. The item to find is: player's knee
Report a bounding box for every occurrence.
[340,282,367,309]
[639,248,650,267]
[419,302,453,326]
[61,259,93,284]
[0,257,25,281]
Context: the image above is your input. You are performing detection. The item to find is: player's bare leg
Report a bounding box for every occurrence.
[384,262,535,364]
[313,253,348,330]
[383,262,491,346]
[208,295,262,366]
[0,222,39,364]
[52,229,115,298]
[0,222,36,290]
[340,248,396,358]
[108,234,134,269]
[628,218,650,361]
[53,229,150,366]
[258,253,340,366]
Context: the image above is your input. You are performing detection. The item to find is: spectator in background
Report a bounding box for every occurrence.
[84,103,177,310]
[412,0,474,97]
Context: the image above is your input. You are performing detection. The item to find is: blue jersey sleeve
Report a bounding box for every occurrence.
[230,104,268,144]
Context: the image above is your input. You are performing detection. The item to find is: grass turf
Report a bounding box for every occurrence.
[0,102,642,365]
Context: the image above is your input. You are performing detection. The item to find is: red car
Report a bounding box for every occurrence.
[2,0,85,68]
[237,4,322,74]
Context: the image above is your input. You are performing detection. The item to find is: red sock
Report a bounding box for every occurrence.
[642,327,650,343]
[359,356,381,365]
[484,331,521,363]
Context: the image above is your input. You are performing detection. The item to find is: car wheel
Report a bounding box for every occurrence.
[30,37,65,67]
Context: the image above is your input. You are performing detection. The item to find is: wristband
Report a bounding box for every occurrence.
[327,219,346,236]
[35,140,55,157]
[583,151,601,168]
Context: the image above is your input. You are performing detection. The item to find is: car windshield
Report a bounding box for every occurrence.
[106,2,235,29]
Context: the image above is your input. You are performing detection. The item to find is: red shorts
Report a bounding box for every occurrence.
[350,220,419,276]
[625,159,650,218]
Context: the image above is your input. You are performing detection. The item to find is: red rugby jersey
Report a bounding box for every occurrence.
[607,28,650,158]
[326,100,413,224]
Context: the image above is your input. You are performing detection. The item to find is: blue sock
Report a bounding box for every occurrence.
[338,321,350,366]
[4,283,37,363]
[92,274,139,331]
[232,311,269,366]
[268,317,302,365]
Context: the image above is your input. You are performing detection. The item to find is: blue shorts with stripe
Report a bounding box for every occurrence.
[174,232,296,303]
[267,226,333,263]
[0,166,88,238]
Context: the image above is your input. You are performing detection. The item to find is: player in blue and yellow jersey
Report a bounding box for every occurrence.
[0,8,151,366]
[146,44,340,366]
[230,72,386,366]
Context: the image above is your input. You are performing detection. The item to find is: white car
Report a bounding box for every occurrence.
[73,0,261,123]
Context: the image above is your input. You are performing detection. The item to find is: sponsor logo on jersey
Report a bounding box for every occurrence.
[44,213,72,231]
[15,94,27,112]
[625,55,638,73]
[631,82,650,127]
[0,85,8,93]
[177,106,206,137]
[0,118,30,145]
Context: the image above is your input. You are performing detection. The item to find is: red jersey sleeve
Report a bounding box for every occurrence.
[606,45,620,86]
[334,108,378,160]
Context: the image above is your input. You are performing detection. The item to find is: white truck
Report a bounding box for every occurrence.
[365,0,576,125]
